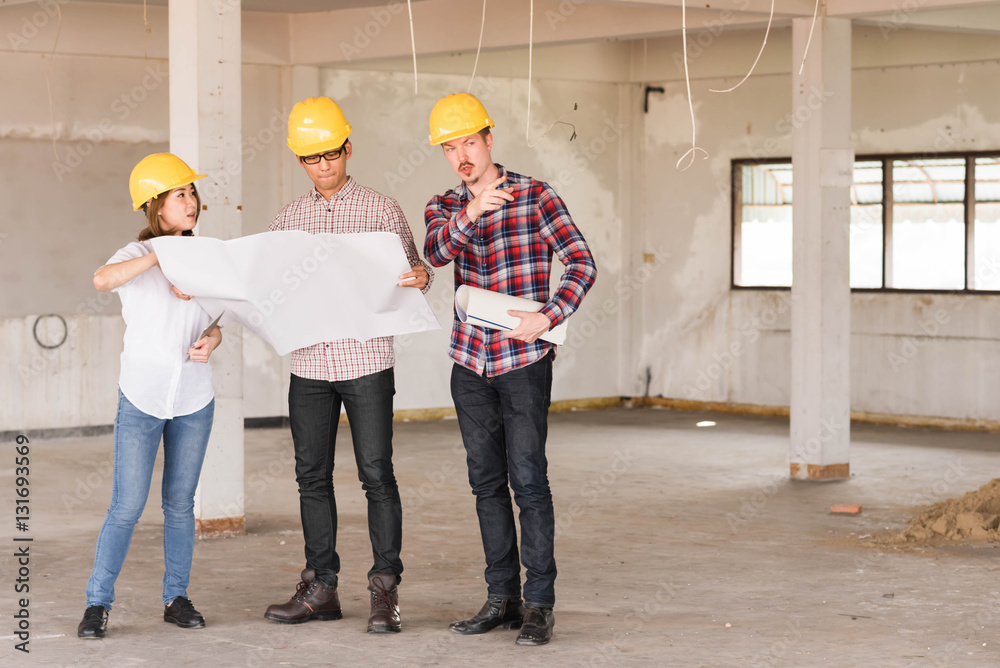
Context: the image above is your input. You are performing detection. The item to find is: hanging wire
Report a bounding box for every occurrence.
[676,0,708,171]
[527,104,578,148]
[709,0,773,93]
[641,38,648,87]
[526,0,534,144]
[798,0,821,75]
[44,1,64,161]
[467,0,487,93]
[143,0,151,59]
[524,0,576,147]
[407,0,418,94]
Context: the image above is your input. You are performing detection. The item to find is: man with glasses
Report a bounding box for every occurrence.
[263,97,431,634]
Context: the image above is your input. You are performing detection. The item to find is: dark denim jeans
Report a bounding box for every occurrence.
[450,353,556,608]
[288,369,402,588]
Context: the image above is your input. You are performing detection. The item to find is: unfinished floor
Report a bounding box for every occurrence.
[4,406,1000,667]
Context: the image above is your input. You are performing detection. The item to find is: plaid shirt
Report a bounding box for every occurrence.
[424,164,596,377]
[269,177,433,382]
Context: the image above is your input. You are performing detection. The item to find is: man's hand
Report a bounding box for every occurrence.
[398,264,429,289]
[466,176,515,223]
[171,285,192,301]
[504,310,552,344]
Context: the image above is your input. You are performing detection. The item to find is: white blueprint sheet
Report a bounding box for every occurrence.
[151,231,440,355]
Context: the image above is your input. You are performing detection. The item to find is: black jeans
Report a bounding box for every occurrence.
[450,353,556,608]
[288,369,402,588]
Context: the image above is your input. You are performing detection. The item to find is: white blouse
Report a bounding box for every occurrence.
[109,241,215,419]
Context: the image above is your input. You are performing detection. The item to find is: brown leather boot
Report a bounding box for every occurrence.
[264,568,342,624]
[366,573,401,633]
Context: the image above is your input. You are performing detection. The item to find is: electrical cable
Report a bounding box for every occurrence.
[143,0,151,59]
[33,315,68,350]
[44,0,64,162]
[527,104,578,148]
[526,0,534,144]
[676,0,708,171]
[798,0,821,75]
[467,0,487,93]
[407,0,418,94]
[709,0,774,94]
[524,0,576,147]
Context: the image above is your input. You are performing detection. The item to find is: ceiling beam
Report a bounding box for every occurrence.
[584,0,817,15]
[854,7,1000,35]
[827,0,1000,17]
[290,0,776,66]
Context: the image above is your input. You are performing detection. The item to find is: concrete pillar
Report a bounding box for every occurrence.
[169,0,246,534]
[789,17,853,481]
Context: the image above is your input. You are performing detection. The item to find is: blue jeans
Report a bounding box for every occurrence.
[450,353,556,608]
[86,390,214,610]
[288,369,402,588]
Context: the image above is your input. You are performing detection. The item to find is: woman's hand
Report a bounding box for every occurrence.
[188,326,222,363]
[171,285,193,301]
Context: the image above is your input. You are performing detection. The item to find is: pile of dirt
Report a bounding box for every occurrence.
[892,478,1000,544]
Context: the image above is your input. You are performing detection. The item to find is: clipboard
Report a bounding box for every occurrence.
[192,312,223,347]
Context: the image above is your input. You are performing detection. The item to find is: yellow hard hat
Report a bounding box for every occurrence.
[428,93,495,146]
[287,97,352,156]
[128,153,206,211]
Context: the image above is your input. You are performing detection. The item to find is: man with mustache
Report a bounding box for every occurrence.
[423,93,597,646]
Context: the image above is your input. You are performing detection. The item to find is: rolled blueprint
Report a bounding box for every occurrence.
[455,285,567,346]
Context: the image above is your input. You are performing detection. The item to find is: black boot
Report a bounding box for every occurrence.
[515,606,554,646]
[77,605,108,639]
[450,597,524,635]
[164,597,206,628]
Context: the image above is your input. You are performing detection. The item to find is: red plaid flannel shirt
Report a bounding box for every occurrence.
[424,164,597,377]
[269,177,432,381]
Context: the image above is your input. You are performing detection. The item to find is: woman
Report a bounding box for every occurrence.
[78,153,222,639]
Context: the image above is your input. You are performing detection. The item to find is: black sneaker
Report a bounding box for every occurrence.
[164,597,206,628]
[78,605,108,639]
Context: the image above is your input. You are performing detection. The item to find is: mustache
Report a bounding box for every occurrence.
[459,162,473,170]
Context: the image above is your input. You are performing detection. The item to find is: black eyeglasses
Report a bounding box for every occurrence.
[300,147,346,164]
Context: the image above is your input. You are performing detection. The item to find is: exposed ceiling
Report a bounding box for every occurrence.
[2,0,997,67]
[16,0,1000,31]
[278,0,1000,67]
[25,0,438,12]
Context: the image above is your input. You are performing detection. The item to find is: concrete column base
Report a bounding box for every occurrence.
[790,462,850,481]
[196,516,246,538]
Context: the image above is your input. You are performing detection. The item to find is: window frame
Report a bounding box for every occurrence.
[730,150,1000,295]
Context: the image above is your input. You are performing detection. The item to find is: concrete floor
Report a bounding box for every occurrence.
[3,406,1000,667]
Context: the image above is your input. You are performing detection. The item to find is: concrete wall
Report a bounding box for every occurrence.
[2,4,998,431]
[0,7,625,430]
[638,27,1000,421]
[316,68,627,410]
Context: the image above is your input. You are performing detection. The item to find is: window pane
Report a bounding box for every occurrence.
[741,212,793,287]
[892,159,965,289]
[975,158,1000,290]
[851,205,883,288]
[850,161,883,288]
[738,163,792,287]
